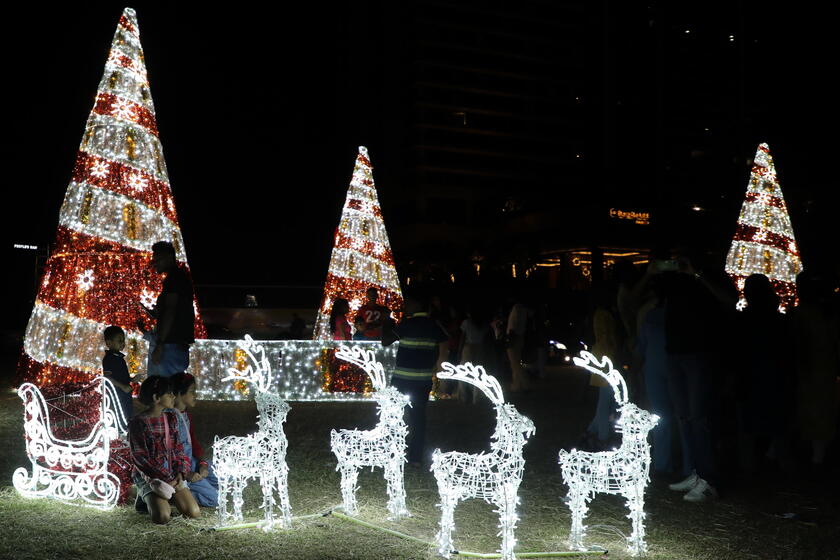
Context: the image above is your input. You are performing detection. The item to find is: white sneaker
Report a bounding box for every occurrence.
[683,477,718,502]
[668,471,698,492]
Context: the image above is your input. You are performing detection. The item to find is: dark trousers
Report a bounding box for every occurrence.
[666,353,718,485]
[390,376,433,463]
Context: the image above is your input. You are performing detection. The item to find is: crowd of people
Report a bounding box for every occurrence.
[105,240,838,523]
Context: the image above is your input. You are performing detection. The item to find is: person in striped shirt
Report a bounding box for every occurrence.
[383,292,449,466]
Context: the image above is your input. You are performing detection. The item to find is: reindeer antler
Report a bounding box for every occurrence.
[335,345,387,391]
[437,362,505,406]
[221,335,272,393]
[572,350,628,406]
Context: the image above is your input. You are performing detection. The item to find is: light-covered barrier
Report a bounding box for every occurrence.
[190,339,398,401]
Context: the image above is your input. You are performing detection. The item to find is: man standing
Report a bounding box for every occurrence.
[357,287,390,340]
[383,293,448,466]
[143,241,196,377]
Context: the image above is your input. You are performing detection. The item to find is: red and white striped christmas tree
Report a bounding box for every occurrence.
[725,143,803,311]
[314,146,403,340]
[18,8,205,386]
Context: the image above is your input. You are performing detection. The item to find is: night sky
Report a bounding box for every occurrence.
[2,2,837,317]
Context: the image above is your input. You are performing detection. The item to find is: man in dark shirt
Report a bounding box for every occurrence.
[143,241,195,377]
[358,287,390,340]
[102,325,134,419]
[383,293,448,466]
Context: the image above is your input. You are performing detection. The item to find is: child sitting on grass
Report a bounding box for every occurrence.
[102,326,134,420]
[128,376,200,524]
[169,372,219,507]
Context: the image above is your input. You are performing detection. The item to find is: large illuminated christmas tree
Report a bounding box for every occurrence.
[18,8,205,386]
[725,143,803,312]
[314,146,403,340]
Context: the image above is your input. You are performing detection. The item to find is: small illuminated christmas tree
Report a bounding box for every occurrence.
[18,8,205,386]
[725,143,803,311]
[314,147,403,341]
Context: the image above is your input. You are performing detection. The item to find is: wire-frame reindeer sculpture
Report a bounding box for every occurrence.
[213,335,292,529]
[330,345,411,520]
[431,362,535,560]
[558,351,660,556]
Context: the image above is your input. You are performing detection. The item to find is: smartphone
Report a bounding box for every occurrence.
[655,260,679,272]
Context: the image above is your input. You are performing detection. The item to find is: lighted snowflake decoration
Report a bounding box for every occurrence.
[788,241,796,252]
[126,172,148,192]
[89,161,110,179]
[139,288,157,308]
[76,269,95,291]
[374,244,386,256]
[754,229,767,242]
[756,193,772,205]
[736,298,748,311]
[352,238,365,250]
[736,277,746,291]
[112,98,134,120]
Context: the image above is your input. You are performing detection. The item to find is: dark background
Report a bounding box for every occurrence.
[2,1,837,329]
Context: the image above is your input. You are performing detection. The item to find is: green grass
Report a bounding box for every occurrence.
[0,370,836,560]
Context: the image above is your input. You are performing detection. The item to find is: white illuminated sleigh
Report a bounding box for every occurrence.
[13,376,129,510]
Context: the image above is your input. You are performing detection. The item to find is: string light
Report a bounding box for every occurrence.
[13,376,129,510]
[330,346,411,520]
[313,146,403,343]
[725,143,803,312]
[18,7,205,388]
[559,352,659,557]
[214,336,292,530]
[431,362,535,560]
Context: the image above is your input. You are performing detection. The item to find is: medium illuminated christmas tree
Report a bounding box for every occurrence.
[314,146,403,340]
[725,143,803,312]
[19,8,205,386]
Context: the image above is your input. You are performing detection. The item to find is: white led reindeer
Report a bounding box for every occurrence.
[431,362,535,560]
[330,345,411,519]
[558,351,659,556]
[14,376,128,510]
[213,335,292,529]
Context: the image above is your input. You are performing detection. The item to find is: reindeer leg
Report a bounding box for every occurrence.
[384,460,409,520]
[260,472,275,530]
[566,485,590,551]
[231,476,245,522]
[276,462,292,528]
[339,463,359,516]
[217,474,229,525]
[624,486,647,557]
[436,489,457,559]
[497,483,520,560]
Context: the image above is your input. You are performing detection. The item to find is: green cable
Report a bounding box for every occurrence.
[330,511,606,558]
[208,511,329,532]
[331,511,433,547]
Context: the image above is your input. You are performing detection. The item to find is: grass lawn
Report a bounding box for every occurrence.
[0,367,836,560]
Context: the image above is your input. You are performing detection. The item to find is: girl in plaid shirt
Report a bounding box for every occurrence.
[129,376,200,524]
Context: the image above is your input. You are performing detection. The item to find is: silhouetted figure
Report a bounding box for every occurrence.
[734,274,793,473]
[792,270,840,472]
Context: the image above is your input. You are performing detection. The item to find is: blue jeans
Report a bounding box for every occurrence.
[390,377,433,463]
[587,385,616,442]
[666,353,718,484]
[147,343,190,377]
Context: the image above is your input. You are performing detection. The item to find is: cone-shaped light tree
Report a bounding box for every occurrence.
[725,143,803,311]
[18,8,205,386]
[314,147,403,340]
